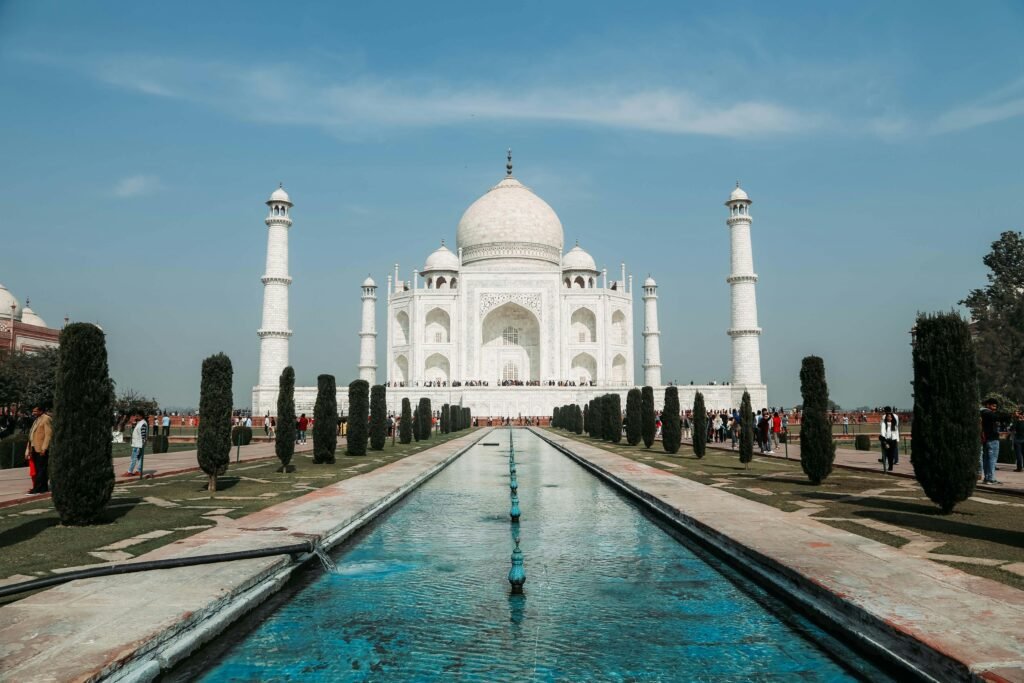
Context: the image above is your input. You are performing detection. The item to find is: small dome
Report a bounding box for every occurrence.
[268,184,292,204]
[423,242,460,272]
[728,184,750,202]
[456,176,564,266]
[20,301,46,327]
[644,275,657,287]
[362,275,376,287]
[0,284,21,320]
[562,244,597,272]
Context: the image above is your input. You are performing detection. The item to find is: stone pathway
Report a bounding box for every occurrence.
[0,440,316,509]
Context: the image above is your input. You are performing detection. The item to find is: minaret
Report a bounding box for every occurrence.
[358,275,377,384]
[642,275,662,386]
[725,182,762,385]
[257,184,293,388]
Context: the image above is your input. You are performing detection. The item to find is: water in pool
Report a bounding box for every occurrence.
[194,429,891,681]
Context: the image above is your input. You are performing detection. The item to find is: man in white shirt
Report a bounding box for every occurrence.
[126,412,148,477]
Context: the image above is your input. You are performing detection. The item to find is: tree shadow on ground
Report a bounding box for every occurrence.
[799,491,948,516]
[97,498,143,524]
[0,517,60,549]
[855,510,1024,549]
[205,477,241,493]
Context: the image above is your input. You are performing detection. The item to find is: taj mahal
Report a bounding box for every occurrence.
[251,153,767,418]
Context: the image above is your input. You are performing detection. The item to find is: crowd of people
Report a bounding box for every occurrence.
[385,379,600,388]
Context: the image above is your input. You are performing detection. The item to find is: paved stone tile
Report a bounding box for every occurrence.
[88,550,133,562]
[542,430,1024,681]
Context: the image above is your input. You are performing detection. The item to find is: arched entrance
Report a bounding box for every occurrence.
[481,302,540,383]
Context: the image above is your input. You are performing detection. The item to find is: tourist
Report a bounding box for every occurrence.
[879,407,899,472]
[1011,409,1024,472]
[24,404,52,494]
[268,416,276,438]
[980,398,1006,484]
[264,413,270,437]
[126,411,148,477]
[162,413,171,436]
[759,409,773,454]
[771,411,782,452]
[297,413,309,445]
[682,414,691,440]
[842,415,849,435]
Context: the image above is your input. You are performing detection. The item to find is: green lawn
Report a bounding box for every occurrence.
[549,429,1024,592]
[0,430,474,603]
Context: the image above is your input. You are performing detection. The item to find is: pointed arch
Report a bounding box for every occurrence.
[424,307,450,344]
[571,352,597,385]
[424,353,450,383]
[393,354,409,384]
[611,309,627,345]
[570,307,597,344]
[611,354,627,384]
[394,310,410,345]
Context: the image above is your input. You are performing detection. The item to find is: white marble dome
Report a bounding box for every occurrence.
[268,184,292,204]
[644,275,657,287]
[729,184,749,202]
[20,302,46,327]
[423,243,460,272]
[362,275,376,287]
[562,244,597,272]
[456,176,564,265]
[0,284,21,319]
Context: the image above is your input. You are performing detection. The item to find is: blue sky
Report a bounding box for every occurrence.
[1,1,1022,409]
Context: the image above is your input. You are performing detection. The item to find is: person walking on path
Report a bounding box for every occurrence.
[771,411,782,452]
[161,414,170,436]
[126,411,148,477]
[842,415,850,435]
[24,404,52,494]
[980,398,1008,484]
[297,413,309,445]
[758,409,773,454]
[1011,408,1024,473]
[879,407,899,472]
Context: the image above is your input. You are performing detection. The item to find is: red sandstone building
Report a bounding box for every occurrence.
[0,284,61,358]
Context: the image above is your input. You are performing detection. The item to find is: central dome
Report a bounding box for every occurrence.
[456,176,564,266]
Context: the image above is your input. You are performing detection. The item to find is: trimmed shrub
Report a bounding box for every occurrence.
[582,404,590,434]
[641,386,656,449]
[346,379,369,456]
[854,434,871,451]
[692,392,707,458]
[412,407,420,441]
[799,356,836,485]
[196,352,232,495]
[150,433,170,454]
[662,386,681,454]
[574,404,583,435]
[276,367,296,469]
[230,426,252,447]
[51,323,116,524]
[607,394,623,444]
[314,374,338,464]
[399,398,412,444]
[464,407,471,429]
[418,398,432,439]
[370,385,387,450]
[625,389,642,446]
[553,406,560,429]
[0,434,29,469]
[911,312,979,513]
[739,391,754,467]
[440,403,449,434]
[590,398,602,439]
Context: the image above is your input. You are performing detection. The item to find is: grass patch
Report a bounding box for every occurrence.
[0,430,474,601]
[549,429,1024,592]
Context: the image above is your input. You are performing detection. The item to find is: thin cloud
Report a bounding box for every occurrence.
[931,76,1024,134]
[113,174,162,198]
[71,55,820,138]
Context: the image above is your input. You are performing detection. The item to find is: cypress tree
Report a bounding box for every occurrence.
[591,398,603,439]
[50,323,115,525]
[692,392,708,458]
[399,397,412,444]
[440,403,449,434]
[625,388,642,446]
[662,386,681,454]
[574,404,583,435]
[583,404,590,434]
[313,374,338,464]
[346,379,369,456]
[641,386,656,448]
[418,398,431,439]
[369,384,387,450]
[553,406,560,429]
[196,353,232,494]
[663,389,679,454]
[607,394,623,443]
[275,366,296,471]
[912,312,980,513]
[799,356,836,484]
[412,406,420,441]
[739,390,754,468]
[465,407,471,428]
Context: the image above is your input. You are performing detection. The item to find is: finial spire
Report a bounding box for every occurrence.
[506,148,513,177]
[736,180,740,188]
[441,238,445,247]
[575,238,579,247]
[279,181,284,188]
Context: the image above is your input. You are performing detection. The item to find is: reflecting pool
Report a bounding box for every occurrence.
[194,429,891,681]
